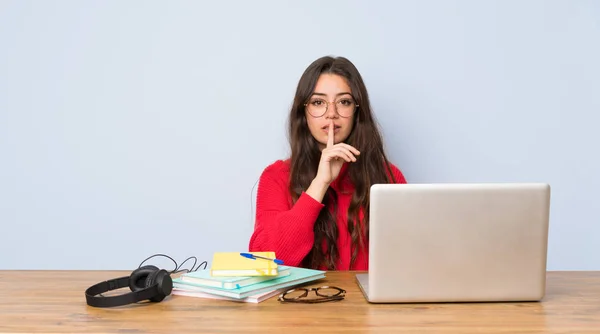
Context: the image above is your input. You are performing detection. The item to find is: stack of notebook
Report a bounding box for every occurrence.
[172,252,325,303]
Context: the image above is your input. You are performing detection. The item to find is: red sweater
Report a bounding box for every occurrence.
[248,159,407,271]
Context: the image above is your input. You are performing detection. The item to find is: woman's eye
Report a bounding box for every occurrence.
[311,99,324,106]
[339,99,353,106]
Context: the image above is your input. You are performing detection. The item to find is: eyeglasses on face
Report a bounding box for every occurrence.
[278,286,346,303]
[304,97,359,118]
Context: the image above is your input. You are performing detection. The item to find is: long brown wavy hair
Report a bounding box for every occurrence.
[287,56,397,270]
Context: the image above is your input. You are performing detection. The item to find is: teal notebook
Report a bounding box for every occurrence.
[172,266,325,299]
[179,266,291,289]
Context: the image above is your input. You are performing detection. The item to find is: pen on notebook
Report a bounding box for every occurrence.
[240,253,284,265]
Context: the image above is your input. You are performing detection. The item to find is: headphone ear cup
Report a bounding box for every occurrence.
[144,269,160,288]
[129,265,159,292]
[146,269,172,302]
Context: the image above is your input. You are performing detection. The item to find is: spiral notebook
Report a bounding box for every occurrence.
[180,266,291,289]
[172,287,287,303]
[173,266,326,299]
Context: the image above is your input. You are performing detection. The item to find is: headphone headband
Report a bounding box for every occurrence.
[84,266,172,308]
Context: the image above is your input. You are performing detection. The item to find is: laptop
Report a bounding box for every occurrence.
[356,183,551,303]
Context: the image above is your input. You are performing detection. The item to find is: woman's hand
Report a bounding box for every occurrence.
[316,121,361,185]
[306,121,360,203]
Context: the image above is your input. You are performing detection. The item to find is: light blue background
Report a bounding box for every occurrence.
[1,0,598,270]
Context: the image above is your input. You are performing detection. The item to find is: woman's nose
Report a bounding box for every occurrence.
[325,101,339,119]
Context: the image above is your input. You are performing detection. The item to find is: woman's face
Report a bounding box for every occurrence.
[305,74,357,150]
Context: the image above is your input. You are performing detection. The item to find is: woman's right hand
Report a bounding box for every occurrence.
[314,121,361,186]
[305,121,360,203]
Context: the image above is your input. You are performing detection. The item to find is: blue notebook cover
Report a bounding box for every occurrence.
[172,266,325,299]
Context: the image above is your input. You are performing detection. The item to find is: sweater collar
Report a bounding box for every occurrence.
[282,159,355,193]
[330,163,354,193]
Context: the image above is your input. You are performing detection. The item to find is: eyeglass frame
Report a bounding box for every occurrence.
[303,96,359,118]
[277,285,346,303]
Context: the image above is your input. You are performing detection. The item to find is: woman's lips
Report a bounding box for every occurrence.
[322,125,341,133]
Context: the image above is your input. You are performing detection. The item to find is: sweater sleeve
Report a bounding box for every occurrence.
[248,162,324,267]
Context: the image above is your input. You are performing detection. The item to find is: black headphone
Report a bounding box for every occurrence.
[85,265,173,308]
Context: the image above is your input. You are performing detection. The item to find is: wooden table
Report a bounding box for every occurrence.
[1,270,599,333]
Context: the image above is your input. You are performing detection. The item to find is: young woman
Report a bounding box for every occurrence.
[249,56,406,271]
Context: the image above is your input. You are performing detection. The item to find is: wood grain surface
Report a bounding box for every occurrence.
[0,270,599,333]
